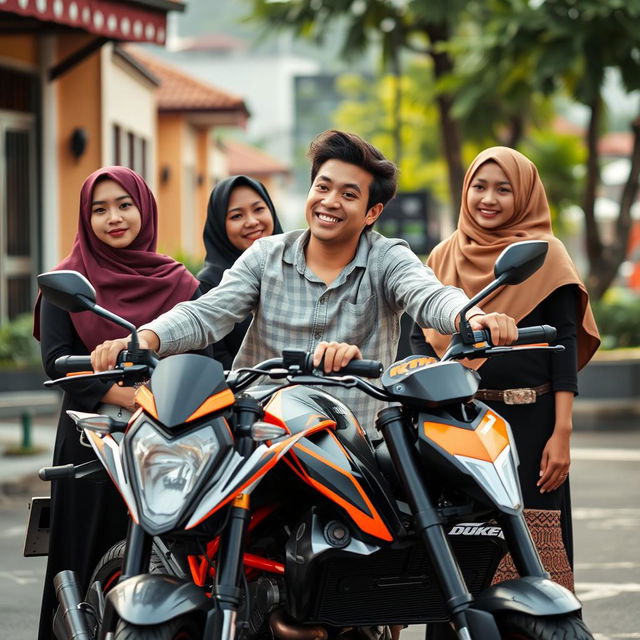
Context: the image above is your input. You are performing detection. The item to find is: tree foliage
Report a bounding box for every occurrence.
[470,0,640,298]
[248,0,640,298]
[248,0,471,217]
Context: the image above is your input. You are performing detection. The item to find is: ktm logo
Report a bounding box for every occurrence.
[389,357,437,378]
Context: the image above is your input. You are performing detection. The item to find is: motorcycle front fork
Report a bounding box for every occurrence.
[204,395,262,640]
[98,520,153,639]
[376,407,546,640]
[204,492,252,640]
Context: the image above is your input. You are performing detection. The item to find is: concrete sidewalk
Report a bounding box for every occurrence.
[0,416,57,496]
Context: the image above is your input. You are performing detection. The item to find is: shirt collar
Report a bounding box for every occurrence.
[283,229,371,284]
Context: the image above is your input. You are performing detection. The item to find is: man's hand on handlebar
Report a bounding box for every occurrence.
[313,341,363,374]
[468,312,518,346]
[91,330,160,372]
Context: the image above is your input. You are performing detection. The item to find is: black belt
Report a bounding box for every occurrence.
[475,383,552,405]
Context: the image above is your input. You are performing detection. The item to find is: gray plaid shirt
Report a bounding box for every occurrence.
[141,230,470,435]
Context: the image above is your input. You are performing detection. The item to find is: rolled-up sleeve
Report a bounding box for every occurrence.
[381,243,469,335]
[140,243,263,356]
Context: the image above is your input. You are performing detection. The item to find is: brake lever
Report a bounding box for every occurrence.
[44,363,151,388]
[470,344,565,358]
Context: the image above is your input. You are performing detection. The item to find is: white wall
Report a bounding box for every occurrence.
[101,44,157,189]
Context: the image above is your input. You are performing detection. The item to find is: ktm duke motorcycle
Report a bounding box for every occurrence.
[32,240,594,640]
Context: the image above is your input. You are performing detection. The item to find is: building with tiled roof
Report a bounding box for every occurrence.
[122,45,250,256]
[225,139,289,179]
[124,45,249,121]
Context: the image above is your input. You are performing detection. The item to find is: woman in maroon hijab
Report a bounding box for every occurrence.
[35,167,199,640]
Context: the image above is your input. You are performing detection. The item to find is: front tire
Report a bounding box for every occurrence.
[89,539,168,594]
[496,612,594,639]
[114,615,202,640]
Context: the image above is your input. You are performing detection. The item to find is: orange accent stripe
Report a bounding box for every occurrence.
[243,553,285,575]
[102,570,121,593]
[262,391,292,434]
[186,388,235,422]
[188,555,206,587]
[232,493,250,509]
[512,343,548,348]
[135,385,158,419]
[423,410,509,462]
[290,442,393,542]
[187,423,329,528]
[65,370,93,377]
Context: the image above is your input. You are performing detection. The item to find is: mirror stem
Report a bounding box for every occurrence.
[128,329,139,353]
[458,272,510,344]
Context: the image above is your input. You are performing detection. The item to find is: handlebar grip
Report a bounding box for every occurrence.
[54,355,93,374]
[514,325,557,345]
[335,359,383,378]
[39,464,75,481]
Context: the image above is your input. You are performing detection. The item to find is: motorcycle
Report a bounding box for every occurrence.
[31,240,594,640]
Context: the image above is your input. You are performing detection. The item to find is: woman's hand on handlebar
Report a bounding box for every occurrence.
[313,341,362,373]
[468,312,518,346]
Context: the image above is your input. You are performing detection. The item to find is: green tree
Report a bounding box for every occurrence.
[332,65,449,200]
[333,67,585,227]
[469,0,640,298]
[248,0,470,217]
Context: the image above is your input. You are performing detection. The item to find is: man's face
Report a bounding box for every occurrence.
[305,159,382,246]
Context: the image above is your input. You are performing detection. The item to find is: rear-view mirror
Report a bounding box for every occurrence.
[494,241,548,285]
[38,270,97,313]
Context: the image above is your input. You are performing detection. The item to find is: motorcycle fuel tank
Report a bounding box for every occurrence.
[263,386,404,542]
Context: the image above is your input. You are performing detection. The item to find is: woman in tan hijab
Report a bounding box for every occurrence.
[412,146,599,591]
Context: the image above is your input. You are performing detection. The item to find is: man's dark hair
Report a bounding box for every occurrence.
[308,130,398,211]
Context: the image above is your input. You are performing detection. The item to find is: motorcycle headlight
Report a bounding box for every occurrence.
[129,420,221,533]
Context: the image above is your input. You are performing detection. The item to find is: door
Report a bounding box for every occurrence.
[0,110,37,323]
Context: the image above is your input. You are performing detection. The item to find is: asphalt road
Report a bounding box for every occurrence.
[0,429,638,639]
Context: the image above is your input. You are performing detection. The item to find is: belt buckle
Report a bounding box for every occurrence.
[503,388,536,405]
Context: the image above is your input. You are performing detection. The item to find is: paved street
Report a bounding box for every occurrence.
[0,426,638,638]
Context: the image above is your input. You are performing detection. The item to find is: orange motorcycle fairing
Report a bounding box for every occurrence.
[263,385,398,542]
[285,433,393,542]
[423,409,510,463]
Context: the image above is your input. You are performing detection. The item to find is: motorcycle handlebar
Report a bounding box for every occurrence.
[39,464,75,481]
[54,355,93,374]
[53,350,156,376]
[514,325,557,345]
[281,349,383,378]
[470,324,557,347]
[329,358,383,378]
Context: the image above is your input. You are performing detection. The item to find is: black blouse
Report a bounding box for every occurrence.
[410,284,579,394]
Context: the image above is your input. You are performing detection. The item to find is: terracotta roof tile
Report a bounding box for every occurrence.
[599,131,633,157]
[225,139,289,177]
[175,34,247,53]
[123,45,248,115]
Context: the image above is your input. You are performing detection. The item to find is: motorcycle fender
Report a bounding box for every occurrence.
[474,576,581,617]
[106,574,212,625]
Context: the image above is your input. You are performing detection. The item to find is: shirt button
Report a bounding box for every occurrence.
[319,297,326,304]
[314,332,322,339]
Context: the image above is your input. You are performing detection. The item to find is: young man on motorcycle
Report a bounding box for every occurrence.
[91,130,517,432]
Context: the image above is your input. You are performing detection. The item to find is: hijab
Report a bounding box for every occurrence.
[424,146,600,370]
[197,175,283,289]
[34,166,199,350]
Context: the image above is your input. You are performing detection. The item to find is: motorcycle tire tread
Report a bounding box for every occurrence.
[88,540,167,593]
[496,612,594,640]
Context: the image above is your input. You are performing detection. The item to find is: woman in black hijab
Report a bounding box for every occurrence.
[197,175,283,368]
